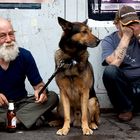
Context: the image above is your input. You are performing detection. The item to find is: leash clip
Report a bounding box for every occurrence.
[58,60,65,69]
[58,59,77,69]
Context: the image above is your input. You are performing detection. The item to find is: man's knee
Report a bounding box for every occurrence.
[103,65,119,81]
[48,91,59,107]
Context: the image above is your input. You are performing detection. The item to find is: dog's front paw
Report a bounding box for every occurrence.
[82,127,93,135]
[56,127,70,136]
[89,122,98,130]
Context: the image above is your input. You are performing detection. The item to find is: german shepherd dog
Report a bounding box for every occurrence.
[54,17,100,135]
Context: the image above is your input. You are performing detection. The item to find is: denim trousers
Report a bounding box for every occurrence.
[103,65,140,113]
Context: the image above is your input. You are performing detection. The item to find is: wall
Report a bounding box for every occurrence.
[0,0,116,108]
[88,19,116,108]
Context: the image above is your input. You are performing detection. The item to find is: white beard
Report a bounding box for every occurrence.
[0,41,19,62]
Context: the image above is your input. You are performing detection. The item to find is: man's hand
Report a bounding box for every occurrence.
[106,23,134,67]
[34,87,48,103]
[121,26,134,40]
[0,93,8,106]
[128,23,140,39]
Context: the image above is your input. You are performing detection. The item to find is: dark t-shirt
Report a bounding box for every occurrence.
[0,47,42,101]
[101,31,140,80]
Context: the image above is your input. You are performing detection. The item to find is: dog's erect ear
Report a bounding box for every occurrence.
[83,19,88,25]
[58,17,72,31]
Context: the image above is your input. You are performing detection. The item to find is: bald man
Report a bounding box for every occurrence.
[0,17,59,130]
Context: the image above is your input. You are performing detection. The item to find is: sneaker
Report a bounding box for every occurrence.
[118,112,133,122]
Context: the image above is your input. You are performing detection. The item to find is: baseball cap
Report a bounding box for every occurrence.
[114,5,140,25]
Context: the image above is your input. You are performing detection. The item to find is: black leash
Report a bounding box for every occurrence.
[38,60,65,97]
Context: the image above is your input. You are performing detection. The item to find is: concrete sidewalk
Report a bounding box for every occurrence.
[0,113,140,140]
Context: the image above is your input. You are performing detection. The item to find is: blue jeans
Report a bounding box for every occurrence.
[103,65,140,113]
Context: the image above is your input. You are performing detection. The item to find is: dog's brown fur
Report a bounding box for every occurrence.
[54,17,100,135]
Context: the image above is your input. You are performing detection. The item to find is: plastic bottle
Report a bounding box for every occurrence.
[6,101,16,132]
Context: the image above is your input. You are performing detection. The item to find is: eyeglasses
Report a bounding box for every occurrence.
[0,31,15,40]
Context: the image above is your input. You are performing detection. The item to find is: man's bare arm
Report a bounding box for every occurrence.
[106,27,133,67]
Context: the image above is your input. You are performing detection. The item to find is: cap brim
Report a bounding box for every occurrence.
[120,15,140,25]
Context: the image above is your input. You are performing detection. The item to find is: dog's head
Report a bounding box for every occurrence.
[58,17,100,55]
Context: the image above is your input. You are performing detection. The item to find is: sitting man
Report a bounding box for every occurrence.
[101,5,140,122]
[0,17,59,130]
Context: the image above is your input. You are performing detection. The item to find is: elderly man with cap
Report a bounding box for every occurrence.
[101,5,140,122]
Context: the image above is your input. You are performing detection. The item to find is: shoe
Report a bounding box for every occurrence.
[43,111,58,122]
[35,116,46,127]
[0,123,6,131]
[17,124,26,130]
[118,112,133,122]
[31,116,46,130]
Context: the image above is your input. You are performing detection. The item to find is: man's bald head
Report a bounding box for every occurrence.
[0,17,13,31]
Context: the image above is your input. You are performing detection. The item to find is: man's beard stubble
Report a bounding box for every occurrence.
[0,41,19,62]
